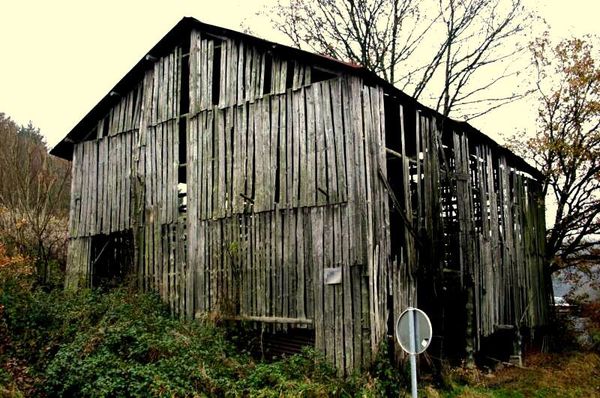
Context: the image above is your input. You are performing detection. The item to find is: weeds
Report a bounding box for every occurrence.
[1,253,598,397]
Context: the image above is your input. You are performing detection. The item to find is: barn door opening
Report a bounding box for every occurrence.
[383,94,420,360]
[90,230,134,289]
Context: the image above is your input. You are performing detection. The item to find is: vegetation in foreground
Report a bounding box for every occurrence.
[1,251,599,398]
[0,259,385,397]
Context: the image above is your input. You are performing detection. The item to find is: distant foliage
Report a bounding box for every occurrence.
[0,113,70,284]
[508,36,600,276]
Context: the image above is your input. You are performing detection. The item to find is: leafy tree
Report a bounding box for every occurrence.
[18,121,47,148]
[509,36,600,274]
[263,0,531,119]
[0,113,71,283]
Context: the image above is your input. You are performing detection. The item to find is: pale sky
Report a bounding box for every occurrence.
[0,0,598,149]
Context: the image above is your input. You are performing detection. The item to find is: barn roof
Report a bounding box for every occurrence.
[50,16,543,180]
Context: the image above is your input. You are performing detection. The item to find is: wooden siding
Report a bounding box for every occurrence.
[64,26,549,374]
[386,105,549,360]
[186,57,389,372]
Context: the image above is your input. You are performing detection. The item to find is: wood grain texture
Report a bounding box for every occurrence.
[65,28,549,376]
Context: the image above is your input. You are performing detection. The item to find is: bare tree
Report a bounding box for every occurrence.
[269,0,430,83]
[508,36,600,274]
[0,113,71,283]
[265,0,531,119]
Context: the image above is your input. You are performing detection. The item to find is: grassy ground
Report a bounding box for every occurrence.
[423,352,600,398]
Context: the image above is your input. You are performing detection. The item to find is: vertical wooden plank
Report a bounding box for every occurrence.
[314,83,327,206]
[311,207,325,352]
[341,205,354,372]
[232,106,242,213]
[288,210,297,319]
[199,39,207,110]
[331,79,347,202]
[244,45,252,102]
[270,96,279,206]
[195,221,205,313]
[305,85,317,206]
[295,209,305,319]
[225,108,234,217]
[89,140,98,235]
[125,131,132,229]
[248,103,256,211]
[279,95,288,207]
[189,30,198,114]
[323,81,338,203]
[240,103,249,210]
[333,206,345,373]
[323,207,336,366]
[297,88,308,206]
[285,91,295,207]
[207,111,215,219]
[219,40,228,108]
[273,206,282,319]
[253,100,264,211]
[228,39,238,107]
[237,41,245,104]
[157,124,165,223]
[186,116,197,318]
[291,90,301,208]
[217,109,226,218]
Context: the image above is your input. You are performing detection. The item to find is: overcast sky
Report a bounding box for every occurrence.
[0,0,598,149]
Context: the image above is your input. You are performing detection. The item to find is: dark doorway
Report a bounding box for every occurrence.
[91,230,134,288]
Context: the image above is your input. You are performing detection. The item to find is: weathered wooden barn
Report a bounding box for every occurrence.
[51,17,550,373]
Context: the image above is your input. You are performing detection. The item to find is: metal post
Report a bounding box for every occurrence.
[408,308,417,398]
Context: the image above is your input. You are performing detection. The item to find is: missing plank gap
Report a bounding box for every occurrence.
[102,116,110,138]
[263,52,272,95]
[180,41,190,115]
[178,118,187,167]
[285,61,294,89]
[178,182,187,213]
[310,67,337,84]
[212,43,222,105]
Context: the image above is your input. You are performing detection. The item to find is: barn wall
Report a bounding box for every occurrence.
[65,30,390,373]
[66,46,187,305]
[184,29,390,372]
[384,102,550,361]
[64,25,548,374]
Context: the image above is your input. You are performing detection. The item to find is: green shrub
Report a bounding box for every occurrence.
[0,252,400,397]
[1,279,388,397]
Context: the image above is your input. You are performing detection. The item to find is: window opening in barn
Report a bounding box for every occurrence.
[102,115,110,138]
[285,61,294,89]
[178,182,187,213]
[83,126,98,142]
[178,37,190,214]
[90,230,134,289]
[383,94,405,241]
[178,118,187,182]
[310,66,337,84]
[178,118,187,214]
[263,52,272,95]
[180,35,190,115]
[212,43,222,105]
[130,87,138,125]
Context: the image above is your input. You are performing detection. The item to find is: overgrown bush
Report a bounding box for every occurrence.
[0,257,393,397]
